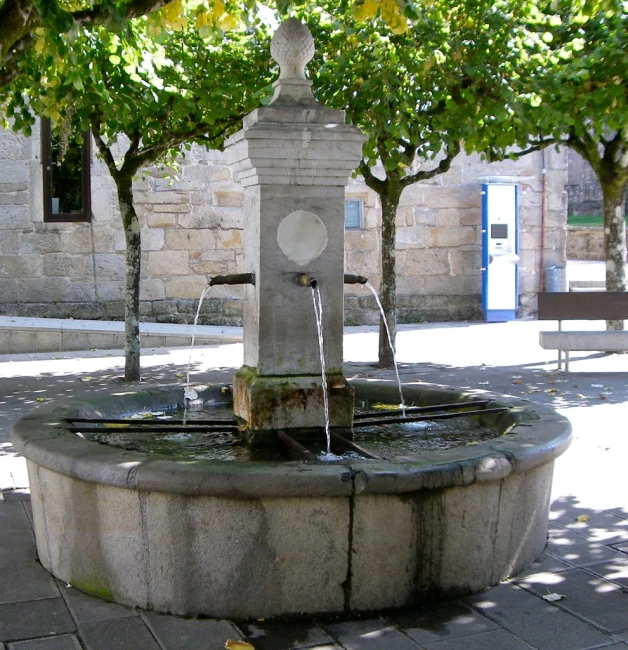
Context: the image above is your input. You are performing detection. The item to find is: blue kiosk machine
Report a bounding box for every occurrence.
[481,183,519,322]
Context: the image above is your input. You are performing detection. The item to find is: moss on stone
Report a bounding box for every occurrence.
[70,576,113,602]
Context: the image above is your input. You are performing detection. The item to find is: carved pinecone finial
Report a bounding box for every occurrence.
[270,18,315,80]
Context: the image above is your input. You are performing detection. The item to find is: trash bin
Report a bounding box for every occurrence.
[545,265,567,292]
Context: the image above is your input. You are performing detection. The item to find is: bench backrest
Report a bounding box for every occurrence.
[538,292,628,321]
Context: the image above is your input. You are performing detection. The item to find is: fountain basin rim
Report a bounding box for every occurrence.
[11,380,571,499]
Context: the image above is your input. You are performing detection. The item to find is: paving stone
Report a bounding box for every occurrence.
[521,567,628,633]
[616,631,628,642]
[142,611,241,650]
[387,601,498,645]
[613,542,628,554]
[8,635,82,649]
[512,552,573,579]
[58,583,138,624]
[324,618,423,649]
[0,489,31,502]
[79,617,161,650]
[0,564,59,604]
[0,598,75,642]
[551,509,628,545]
[422,629,535,650]
[467,582,610,650]
[239,620,335,650]
[0,529,36,567]
[584,557,628,588]
[547,526,628,566]
[0,501,31,531]
[604,508,628,521]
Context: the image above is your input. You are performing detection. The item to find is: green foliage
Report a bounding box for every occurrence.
[2,17,272,172]
[489,0,628,165]
[304,0,537,187]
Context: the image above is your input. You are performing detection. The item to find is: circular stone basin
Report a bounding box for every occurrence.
[11,379,571,619]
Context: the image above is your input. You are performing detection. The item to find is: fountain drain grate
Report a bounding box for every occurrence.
[63,399,509,462]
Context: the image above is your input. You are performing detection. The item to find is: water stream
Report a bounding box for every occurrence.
[182,283,212,425]
[311,286,332,455]
[365,282,406,416]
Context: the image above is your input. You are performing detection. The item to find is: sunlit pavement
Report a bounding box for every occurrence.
[1,320,628,649]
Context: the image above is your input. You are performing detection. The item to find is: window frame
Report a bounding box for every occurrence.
[344,198,363,230]
[41,117,92,223]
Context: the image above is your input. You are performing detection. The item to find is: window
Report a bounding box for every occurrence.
[344,199,362,229]
[41,118,91,222]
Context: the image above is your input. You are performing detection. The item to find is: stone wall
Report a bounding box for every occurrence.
[0,121,568,325]
[566,149,628,217]
[345,149,568,323]
[566,227,604,260]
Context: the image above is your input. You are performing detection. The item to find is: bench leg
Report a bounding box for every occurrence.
[565,351,570,372]
[558,350,562,371]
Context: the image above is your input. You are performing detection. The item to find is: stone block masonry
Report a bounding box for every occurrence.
[0,124,568,326]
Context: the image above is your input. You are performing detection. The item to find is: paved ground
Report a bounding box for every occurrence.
[1,319,628,650]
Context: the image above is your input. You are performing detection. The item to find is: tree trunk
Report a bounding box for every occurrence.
[601,180,627,331]
[116,175,142,381]
[378,192,400,368]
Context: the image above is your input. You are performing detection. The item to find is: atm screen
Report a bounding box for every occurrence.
[491,224,508,239]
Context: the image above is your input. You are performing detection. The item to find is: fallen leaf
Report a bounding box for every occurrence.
[575,515,590,523]
[544,388,559,393]
[35,397,46,402]
[542,592,565,602]
[103,423,130,429]
[527,389,542,394]
[175,372,184,379]
[574,394,585,399]
[225,641,255,650]
[599,393,607,400]
[511,379,522,385]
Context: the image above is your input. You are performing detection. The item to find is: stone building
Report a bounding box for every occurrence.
[0,119,568,325]
[566,148,628,218]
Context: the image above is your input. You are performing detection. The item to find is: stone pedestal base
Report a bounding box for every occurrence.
[233,366,354,444]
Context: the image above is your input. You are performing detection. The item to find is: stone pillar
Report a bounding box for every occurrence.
[225,19,365,440]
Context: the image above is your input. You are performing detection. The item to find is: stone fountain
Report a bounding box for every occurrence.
[11,20,571,620]
[225,18,363,439]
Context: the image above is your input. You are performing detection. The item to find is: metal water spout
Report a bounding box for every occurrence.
[209,273,256,286]
[295,273,318,288]
[344,273,368,285]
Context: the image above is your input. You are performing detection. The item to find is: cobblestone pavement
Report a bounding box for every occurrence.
[2,321,628,649]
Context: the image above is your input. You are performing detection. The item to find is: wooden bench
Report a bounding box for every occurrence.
[538,292,628,371]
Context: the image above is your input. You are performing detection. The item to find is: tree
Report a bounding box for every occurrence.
[3,20,271,380]
[491,1,628,329]
[0,0,414,89]
[304,0,535,366]
[0,0,173,87]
